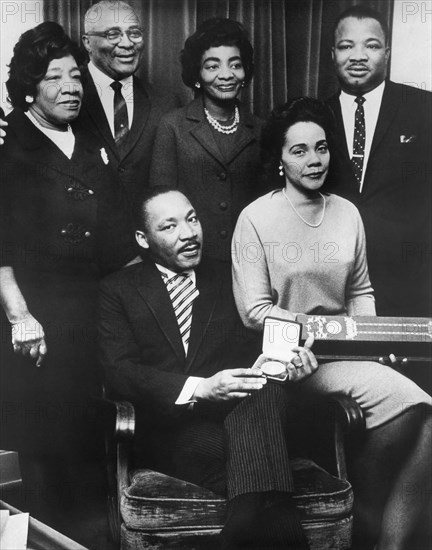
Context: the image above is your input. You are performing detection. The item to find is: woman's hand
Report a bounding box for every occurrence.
[193,367,266,402]
[11,314,47,367]
[287,335,318,382]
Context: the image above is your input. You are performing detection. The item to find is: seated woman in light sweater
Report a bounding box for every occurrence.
[232,97,432,550]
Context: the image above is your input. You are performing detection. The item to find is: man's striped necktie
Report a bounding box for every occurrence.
[110,80,129,147]
[161,271,199,353]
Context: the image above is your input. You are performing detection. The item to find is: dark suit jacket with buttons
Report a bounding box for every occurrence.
[149,97,265,262]
[0,107,135,275]
[78,69,178,206]
[325,80,432,316]
[98,255,260,442]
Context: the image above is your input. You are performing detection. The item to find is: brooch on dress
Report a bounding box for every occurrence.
[100,147,109,165]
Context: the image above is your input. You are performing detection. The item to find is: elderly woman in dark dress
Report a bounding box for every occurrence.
[150,18,264,262]
[0,22,136,528]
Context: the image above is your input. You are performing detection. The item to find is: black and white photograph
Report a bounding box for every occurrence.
[0,1,431,549]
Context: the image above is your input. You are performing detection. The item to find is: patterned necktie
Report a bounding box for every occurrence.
[110,80,129,146]
[161,271,200,353]
[351,96,366,187]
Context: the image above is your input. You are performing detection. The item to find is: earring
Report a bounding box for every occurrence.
[195,82,201,89]
[241,82,246,88]
[25,95,34,104]
[279,163,284,177]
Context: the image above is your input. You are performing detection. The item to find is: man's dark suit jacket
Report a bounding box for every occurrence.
[326,80,432,317]
[78,70,178,205]
[98,256,260,435]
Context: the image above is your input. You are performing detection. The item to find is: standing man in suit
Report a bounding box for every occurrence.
[80,0,177,204]
[326,5,432,318]
[98,187,318,550]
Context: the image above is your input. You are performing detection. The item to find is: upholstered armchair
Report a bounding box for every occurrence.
[102,393,364,550]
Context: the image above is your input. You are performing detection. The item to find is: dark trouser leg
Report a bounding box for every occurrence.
[222,383,309,549]
[350,405,432,550]
[224,382,295,498]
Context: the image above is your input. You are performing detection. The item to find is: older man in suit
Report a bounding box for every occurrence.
[98,187,318,549]
[325,5,432,318]
[80,0,177,204]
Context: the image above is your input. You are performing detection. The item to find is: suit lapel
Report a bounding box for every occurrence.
[369,81,399,157]
[188,98,258,167]
[190,124,225,166]
[135,259,185,363]
[185,261,220,372]
[189,102,226,167]
[328,93,351,163]
[82,71,119,159]
[224,107,259,164]
[120,76,151,160]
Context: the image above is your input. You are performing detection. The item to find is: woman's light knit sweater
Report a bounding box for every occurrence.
[232,189,375,331]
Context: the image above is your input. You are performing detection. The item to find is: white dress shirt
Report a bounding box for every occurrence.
[155,263,202,406]
[339,80,385,191]
[87,61,134,138]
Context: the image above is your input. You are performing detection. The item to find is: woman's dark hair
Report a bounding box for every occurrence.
[261,97,335,187]
[181,17,254,90]
[6,21,85,110]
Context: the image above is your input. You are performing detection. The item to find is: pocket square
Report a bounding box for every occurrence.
[400,135,417,143]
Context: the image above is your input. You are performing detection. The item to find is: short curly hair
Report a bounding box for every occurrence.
[261,97,335,186]
[6,21,85,111]
[181,18,254,90]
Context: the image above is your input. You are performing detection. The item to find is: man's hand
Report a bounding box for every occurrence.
[11,314,47,367]
[287,335,318,383]
[193,367,266,402]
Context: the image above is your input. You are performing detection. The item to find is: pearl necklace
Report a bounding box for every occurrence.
[282,188,326,228]
[204,105,240,134]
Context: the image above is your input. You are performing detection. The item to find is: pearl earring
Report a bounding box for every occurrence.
[279,163,284,177]
[25,95,34,104]
[195,82,201,89]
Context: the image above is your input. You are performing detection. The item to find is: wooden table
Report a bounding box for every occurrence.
[0,500,89,550]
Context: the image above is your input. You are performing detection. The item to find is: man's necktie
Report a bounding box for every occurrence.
[351,96,366,187]
[110,80,129,146]
[161,272,200,353]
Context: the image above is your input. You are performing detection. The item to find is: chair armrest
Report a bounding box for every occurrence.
[302,393,365,481]
[100,397,135,544]
[325,394,365,481]
[327,393,365,437]
[99,397,136,442]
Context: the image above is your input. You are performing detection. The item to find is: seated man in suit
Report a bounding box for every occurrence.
[98,187,317,550]
[99,187,432,550]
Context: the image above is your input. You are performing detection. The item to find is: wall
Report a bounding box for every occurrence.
[390,0,432,91]
[0,1,44,114]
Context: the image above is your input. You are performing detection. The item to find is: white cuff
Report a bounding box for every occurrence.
[175,376,203,405]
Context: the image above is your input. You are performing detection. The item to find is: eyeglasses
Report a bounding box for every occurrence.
[85,28,144,44]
